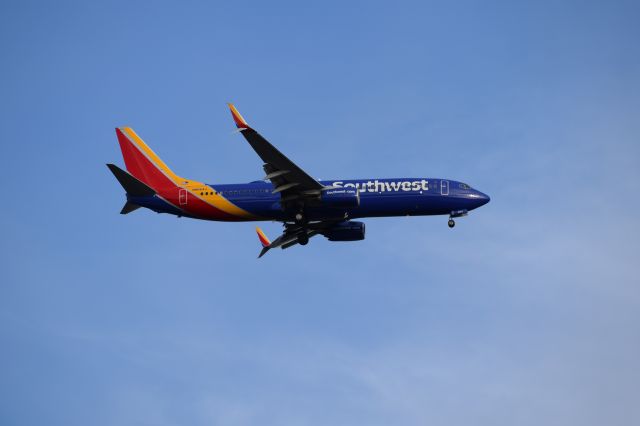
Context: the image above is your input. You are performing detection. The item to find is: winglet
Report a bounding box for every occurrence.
[256,227,271,247]
[256,227,272,258]
[228,103,250,129]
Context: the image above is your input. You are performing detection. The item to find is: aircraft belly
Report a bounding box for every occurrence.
[220,193,481,222]
[349,194,471,218]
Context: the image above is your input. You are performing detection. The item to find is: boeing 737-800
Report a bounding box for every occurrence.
[107,104,490,257]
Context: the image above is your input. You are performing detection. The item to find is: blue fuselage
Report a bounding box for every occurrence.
[161,177,490,222]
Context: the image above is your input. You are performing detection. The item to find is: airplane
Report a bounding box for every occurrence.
[107,104,490,257]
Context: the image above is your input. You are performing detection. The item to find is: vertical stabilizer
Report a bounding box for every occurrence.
[115,127,184,190]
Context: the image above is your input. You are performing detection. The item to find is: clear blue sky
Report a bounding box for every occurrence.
[1,1,639,425]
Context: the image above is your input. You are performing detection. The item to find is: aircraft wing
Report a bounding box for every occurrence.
[256,221,343,257]
[255,225,316,258]
[228,104,325,203]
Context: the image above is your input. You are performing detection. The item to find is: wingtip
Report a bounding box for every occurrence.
[228,103,250,129]
[256,226,271,247]
[256,227,271,258]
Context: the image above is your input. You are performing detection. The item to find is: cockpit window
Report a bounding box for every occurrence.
[459,183,470,190]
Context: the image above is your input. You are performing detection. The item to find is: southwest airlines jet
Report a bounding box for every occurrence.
[108,104,490,257]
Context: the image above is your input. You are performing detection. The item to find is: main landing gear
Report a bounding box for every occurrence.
[448,219,455,228]
[294,210,309,245]
[297,233,309,245]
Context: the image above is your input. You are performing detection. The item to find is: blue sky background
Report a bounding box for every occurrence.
[1,1,639,425]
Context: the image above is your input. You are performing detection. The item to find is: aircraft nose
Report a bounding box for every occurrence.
[477,190,490,206]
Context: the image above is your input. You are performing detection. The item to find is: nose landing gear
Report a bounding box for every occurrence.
[447,209,467,229]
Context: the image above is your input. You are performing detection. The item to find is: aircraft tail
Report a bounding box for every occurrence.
[107,163,155,196]
[114,127,185,190]
[107,163,155,214]
[120,201,141,215]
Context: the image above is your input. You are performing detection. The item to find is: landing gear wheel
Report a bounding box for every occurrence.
[448,219,455,228]
[298,233,309,245]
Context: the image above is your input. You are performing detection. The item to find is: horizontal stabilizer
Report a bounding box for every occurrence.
[120,201,141,215]
[107,163,155,196]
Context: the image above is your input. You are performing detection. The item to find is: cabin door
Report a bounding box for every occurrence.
[441,180,449,196]
[179,188,188,205]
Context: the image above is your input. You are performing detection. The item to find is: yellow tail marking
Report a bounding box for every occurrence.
[122,127,183,183]
[122,127,257,219]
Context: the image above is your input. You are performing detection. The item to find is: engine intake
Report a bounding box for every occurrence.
[320,188,360,208]
[321,221,365,241]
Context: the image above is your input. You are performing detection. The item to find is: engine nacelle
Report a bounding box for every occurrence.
[321,221,365,242]
[320,188,360,208]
